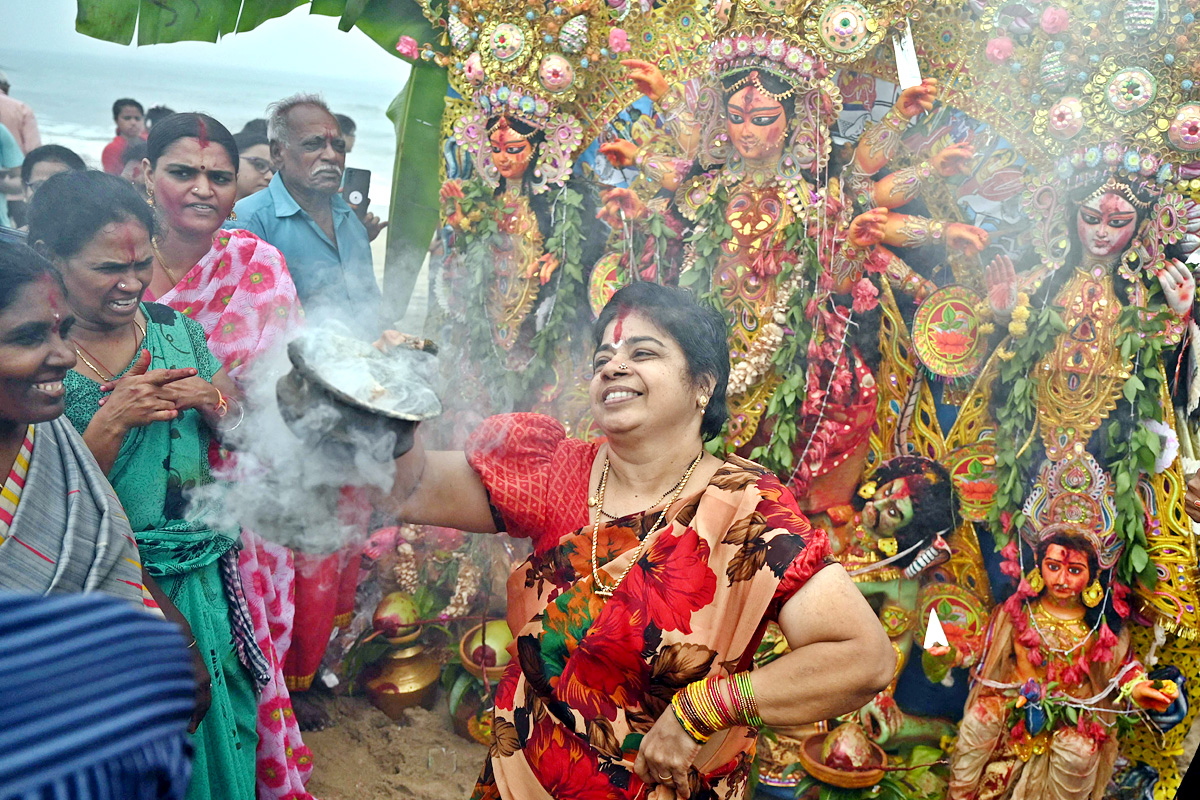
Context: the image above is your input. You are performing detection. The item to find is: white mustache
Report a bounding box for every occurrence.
[312,166,343,179]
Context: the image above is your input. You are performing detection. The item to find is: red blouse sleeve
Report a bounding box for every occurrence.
[755,474,835,619]
[464,413,594,552]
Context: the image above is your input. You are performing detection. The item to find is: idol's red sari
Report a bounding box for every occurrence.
[466,414,832,800]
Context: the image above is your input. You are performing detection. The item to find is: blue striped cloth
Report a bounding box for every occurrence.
[0,593,195,799]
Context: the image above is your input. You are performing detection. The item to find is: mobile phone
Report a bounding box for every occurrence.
[342,167,371,221]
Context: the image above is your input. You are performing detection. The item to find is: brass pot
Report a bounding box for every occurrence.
[364,644,441,720]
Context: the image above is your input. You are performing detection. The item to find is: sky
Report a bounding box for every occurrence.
[0,0,411,83]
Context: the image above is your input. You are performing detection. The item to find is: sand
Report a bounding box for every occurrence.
[303,693,489,800]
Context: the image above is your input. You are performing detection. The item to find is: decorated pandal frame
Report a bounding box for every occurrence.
[409,0,1200,797]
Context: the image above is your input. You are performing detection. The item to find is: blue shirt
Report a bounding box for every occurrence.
[233,172,381,330]
[0,125,23,228]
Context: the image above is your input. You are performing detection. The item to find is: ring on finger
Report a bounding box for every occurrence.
[655,773,673,783]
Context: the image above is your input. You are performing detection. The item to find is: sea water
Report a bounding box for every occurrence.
[4,46,399,219]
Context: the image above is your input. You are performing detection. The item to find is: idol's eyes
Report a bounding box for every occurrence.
[728,112,744,124]
[1080,209,1134,228]
[750,113,782,127]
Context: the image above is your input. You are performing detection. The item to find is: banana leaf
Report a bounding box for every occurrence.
[382,62,448,319]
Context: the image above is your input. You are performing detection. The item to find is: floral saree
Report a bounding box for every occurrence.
[64,302,261,800]
[145,228,303,380]
[465,414,832,800]
[148,232,315,800]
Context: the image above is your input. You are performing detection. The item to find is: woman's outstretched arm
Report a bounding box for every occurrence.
[377,432,500,533]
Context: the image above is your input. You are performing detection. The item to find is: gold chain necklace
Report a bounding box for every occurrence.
[591,482,678,521]
[73,317,147,382]
[590,451,704,597]
[150,238,184,285]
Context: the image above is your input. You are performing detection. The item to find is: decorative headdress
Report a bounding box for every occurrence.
[1020,453,1123,571]
[1023,141,1200,277]
[696,0,915,174]
[414,0,709,193]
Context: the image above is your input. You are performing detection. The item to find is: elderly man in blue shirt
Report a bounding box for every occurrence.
[234,93,381,332]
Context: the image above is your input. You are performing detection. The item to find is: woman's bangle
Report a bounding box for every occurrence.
[671,672,763,744]
[186,637,197,649]
[213,389,229,418]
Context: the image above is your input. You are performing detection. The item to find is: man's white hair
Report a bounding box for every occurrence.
[266,93,335,144]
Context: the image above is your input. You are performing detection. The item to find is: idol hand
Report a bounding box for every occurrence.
[600,140,638,169]
[597,187,646,227]
[986,254,1019,317]
[895,78,939,118]
[620,59,669,103]
[946,223,989,255]
[847,208,888,248]
[1158,258,1196,316]
[931,142,974,177]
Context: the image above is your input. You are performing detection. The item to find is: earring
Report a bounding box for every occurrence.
[146,191,154,208]
[227,209,238,221]
[1026,569,1044,593]
[1082,579,1103,608]
[698,396,709,408]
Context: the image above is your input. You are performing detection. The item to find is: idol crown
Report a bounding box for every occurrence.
[713,0,916,85]
[419,0,640,130]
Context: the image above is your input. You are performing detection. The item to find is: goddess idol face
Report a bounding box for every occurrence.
[1076,191,1138,258]
[489,121,534,182]
[726,84,788,162]
[1039,543,1092,603]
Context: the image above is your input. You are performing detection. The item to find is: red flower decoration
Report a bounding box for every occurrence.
[616,526,716,634]
[555,600,648,720]
[851,278,879,313]
[524,715,628,800]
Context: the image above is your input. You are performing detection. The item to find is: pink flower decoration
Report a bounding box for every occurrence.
[609,28,631,53]
[395,35,419,60]
[851,278,879,313]
[1040,6,1070,35]
[985,36,1014,64]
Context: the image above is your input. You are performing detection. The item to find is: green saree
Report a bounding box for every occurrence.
[64,302,258,800]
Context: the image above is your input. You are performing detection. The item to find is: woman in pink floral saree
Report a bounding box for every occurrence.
[381,283,896,800]
[140,113,312,800]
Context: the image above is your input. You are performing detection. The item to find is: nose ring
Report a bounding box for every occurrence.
[618,363,627,371]
[117,282,128,290]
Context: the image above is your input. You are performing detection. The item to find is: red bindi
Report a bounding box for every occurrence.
[120,226,138,263]
[613,308,629,342]
[196,117,209,149]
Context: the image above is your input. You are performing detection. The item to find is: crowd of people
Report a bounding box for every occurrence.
[0,91,398,799]
[0,71,894,800]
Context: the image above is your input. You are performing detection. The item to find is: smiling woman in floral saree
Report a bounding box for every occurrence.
[382,283,895,800]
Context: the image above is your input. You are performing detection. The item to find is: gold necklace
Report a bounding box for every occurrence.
[150,238,184,285]
[590,451,704,597]
[594,482,679,521]
[73,317,147,382]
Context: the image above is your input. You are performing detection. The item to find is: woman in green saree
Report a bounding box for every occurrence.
[28,170,266,800]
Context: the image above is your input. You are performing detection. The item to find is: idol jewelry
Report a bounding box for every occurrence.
[1082,579,1104,608]
[590,450,703,597]
[1027,568,1045,594]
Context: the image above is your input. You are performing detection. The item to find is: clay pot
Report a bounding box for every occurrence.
[459,620,513,682]
[364,644,441,720]
[796,729,886,789]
